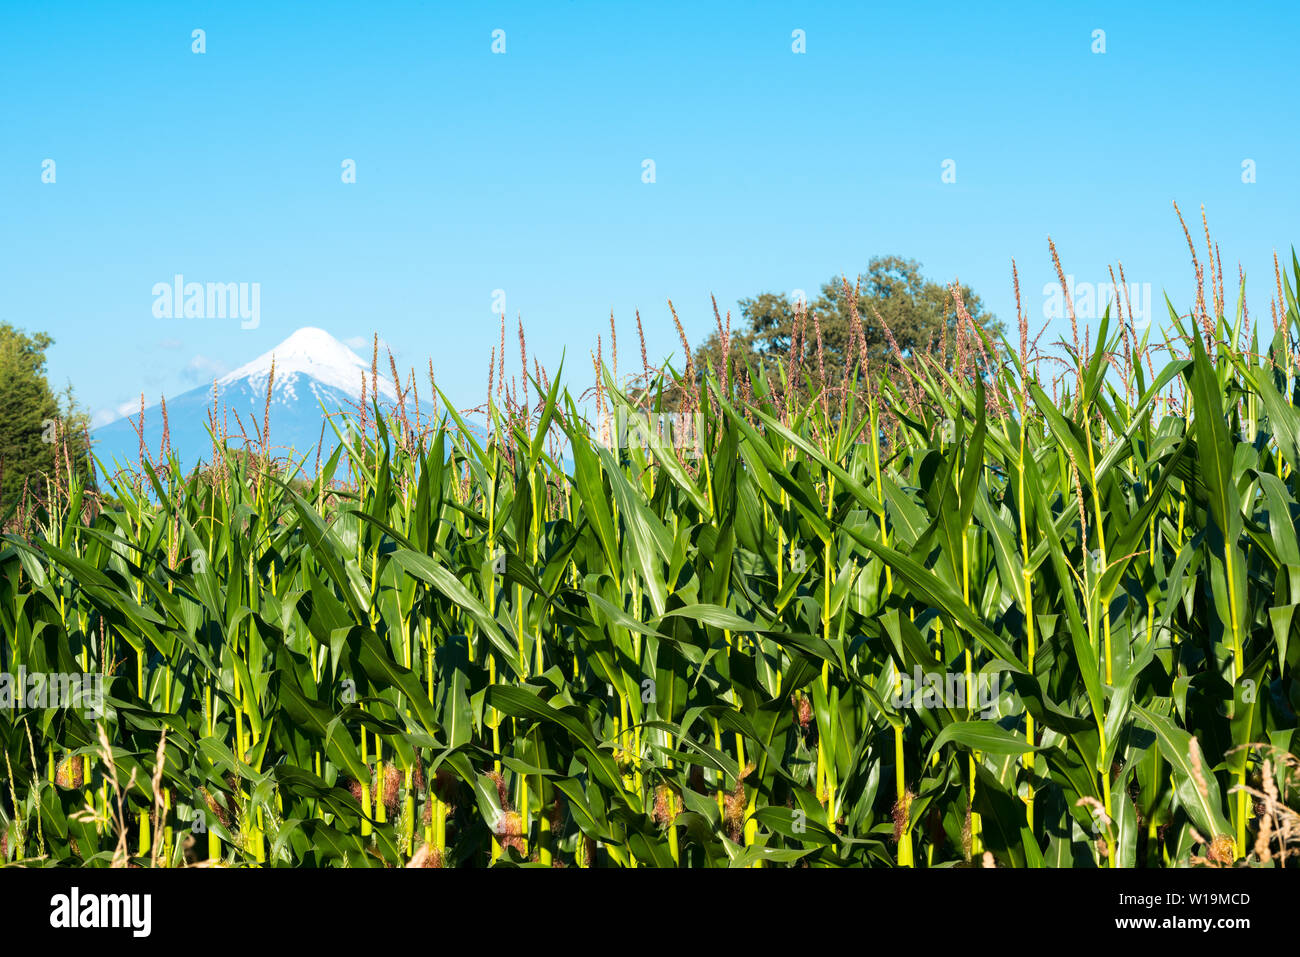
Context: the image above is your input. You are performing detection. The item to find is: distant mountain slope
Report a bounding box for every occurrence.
[92,328,400,475]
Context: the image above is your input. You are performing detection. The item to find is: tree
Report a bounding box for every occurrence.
[0,323,95,521]
[693,256,1003,398]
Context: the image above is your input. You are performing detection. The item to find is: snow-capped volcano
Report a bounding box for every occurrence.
[93,328,402,473]
[218,327,399,404]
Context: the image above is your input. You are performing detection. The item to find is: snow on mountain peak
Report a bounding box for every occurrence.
[218,327,399,401]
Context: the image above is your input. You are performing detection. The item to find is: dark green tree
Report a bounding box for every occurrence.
[0,323,95,520]
[693,256,1003,397]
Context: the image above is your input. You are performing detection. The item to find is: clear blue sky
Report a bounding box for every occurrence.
[3,1,1297,426]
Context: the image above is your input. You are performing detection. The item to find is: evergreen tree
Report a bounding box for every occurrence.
[0,323,95,521]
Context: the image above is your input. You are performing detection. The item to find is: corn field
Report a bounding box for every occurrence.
[2,242,1300,869]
